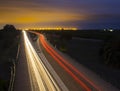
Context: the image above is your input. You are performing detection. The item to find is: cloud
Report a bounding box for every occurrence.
[0,0,120,29]
[0,6,86,24]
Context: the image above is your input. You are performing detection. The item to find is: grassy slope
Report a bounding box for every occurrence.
[0,30,20,91]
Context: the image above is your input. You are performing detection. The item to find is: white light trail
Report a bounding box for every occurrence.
[22,31,64,91]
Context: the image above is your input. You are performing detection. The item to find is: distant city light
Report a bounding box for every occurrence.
[109,29,113,32]
[23,27,78,31]
[103,29,106,31]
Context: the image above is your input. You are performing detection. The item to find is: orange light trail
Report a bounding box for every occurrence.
[39,34,101,91]
[40,34,91,91]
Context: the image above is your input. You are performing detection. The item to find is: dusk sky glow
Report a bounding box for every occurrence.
[0,0,120,29]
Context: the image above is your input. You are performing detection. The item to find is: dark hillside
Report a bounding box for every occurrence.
[0,25,20,91]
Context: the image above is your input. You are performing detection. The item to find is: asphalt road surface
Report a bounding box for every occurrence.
[14,31,120,91]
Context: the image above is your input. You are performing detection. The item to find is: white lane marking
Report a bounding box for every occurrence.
[37,39,69,91]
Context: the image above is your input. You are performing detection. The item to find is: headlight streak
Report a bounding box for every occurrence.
[23,31,46,91]
[22,31,62,91]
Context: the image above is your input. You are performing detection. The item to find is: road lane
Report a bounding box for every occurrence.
[28,31,120,91]
[23,31,69,91]
[14,32,31,91]
[39,34,101,91]
[37,49,69,91]
[14,30,120,91]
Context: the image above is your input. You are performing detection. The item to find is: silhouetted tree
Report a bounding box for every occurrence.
[102,37,120,68]
[3,24,16,31]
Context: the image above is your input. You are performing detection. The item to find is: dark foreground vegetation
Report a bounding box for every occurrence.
[36,29,120,68]
[0,25,20,91]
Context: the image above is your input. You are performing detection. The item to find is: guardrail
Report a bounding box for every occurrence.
[8,59,15,91]
[8,44,20,91]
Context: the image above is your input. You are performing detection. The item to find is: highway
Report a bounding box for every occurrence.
[23,31,70,91]
[14,31,120,91]
[39,33,99,91]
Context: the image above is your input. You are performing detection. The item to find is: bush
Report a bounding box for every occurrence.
[102,37,120,68]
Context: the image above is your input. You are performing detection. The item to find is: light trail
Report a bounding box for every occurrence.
[39,34,101,91]
[40,35,91,91]
[22,31,64,91]
[37,47,69,91]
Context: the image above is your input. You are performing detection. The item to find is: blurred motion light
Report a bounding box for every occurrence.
[22,27,77,31]
[109,29,113,32]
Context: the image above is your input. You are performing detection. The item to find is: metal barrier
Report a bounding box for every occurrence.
[8,44,20,91]
[8,59,15,91]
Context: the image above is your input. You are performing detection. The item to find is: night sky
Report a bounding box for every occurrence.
[0,0,120,29]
